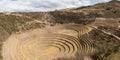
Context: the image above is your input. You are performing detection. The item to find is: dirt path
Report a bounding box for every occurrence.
[91,26,120,40]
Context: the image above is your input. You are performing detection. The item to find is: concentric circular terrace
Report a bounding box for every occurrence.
[2,24,94,60]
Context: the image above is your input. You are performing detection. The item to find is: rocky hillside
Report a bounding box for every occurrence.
[0,0,120,60]
[13,0,120,24]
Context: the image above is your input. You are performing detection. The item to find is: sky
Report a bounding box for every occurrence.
[0,0,112,12]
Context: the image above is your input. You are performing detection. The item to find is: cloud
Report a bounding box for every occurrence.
[0,0,111,12]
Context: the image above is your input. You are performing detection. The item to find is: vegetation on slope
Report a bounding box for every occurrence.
[0,13,46,59]
[89,29,120,60]
[0,1,119,60]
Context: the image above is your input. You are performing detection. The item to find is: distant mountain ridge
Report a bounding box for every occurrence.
[0,1,120,60]
[7,0,119,25]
